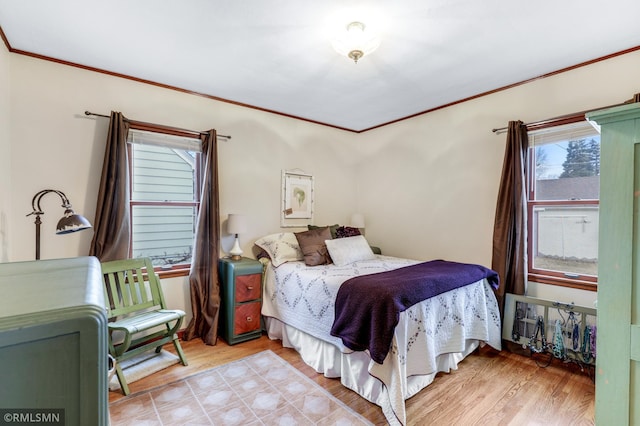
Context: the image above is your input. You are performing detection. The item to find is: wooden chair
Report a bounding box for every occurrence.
[101,257,188,395]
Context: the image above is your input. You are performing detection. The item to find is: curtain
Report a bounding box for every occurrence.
[491,120,528,317]
[89,111,130,261]
[183,129,221,345]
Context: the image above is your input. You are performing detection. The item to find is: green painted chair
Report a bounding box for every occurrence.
[101,257,188,395]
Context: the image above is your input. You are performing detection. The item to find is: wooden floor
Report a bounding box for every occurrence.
[109,335,595,425]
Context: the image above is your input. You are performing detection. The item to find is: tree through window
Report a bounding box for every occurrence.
[559,138,600,178]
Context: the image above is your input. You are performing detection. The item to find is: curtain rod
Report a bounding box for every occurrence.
[491,98,637,135]
[84,111,231,140]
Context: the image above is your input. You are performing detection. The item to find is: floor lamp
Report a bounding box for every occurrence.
[26,189,92,260]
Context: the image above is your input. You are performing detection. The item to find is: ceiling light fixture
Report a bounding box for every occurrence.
[332,21,380,64]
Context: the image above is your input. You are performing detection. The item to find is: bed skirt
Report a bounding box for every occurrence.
[264,316,481,425]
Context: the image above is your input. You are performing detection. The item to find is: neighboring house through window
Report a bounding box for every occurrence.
[127,128,202,270]
[527,120,600,290]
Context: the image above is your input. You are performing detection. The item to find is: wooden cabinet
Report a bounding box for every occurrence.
[0,256,108,426]
[219,257,264,345]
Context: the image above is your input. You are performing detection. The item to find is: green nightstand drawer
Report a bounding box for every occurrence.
[218,257,264,345]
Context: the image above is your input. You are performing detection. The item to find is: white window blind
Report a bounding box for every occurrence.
[128,129,202,152]
[529,121,599,147]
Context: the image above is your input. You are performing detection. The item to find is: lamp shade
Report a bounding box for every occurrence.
[56,208,92,234]
[227,214,247,235]
[350,213,365,229]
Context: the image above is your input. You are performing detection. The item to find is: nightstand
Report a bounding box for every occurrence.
[218,257,264,345]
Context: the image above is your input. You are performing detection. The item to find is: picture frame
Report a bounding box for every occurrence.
[281,169,314,228]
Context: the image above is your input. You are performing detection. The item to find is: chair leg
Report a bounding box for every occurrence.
[172,336,188,366]
[114,360,130,396]
[164,319,187,366]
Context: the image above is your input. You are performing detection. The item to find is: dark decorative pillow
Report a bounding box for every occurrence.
[335,226,361,238]
[308,224,340,239]
[295,227,332,266]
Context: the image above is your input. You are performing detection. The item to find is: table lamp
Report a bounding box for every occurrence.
[227,214,247,260]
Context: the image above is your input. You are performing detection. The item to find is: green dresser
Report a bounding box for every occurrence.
[0,256,108,426]
[218,257,264,345]
[587,103,640,425]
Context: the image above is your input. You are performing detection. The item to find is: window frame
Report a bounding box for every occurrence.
[526,115,599,292]
[127,123,203,277]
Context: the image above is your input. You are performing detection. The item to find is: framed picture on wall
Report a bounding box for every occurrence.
[281,169,314,227]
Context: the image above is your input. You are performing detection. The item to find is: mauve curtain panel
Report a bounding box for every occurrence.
[491,120,528,317]
[89,111,131,261]
[183,129,221,345]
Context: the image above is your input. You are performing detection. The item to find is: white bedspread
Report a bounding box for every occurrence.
[262,255,419,351]
[261,255,502,425]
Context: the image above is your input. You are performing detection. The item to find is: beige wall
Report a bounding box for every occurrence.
[0,42,10,262]
[6,54,360,321]
[6,47,638,316]
[355,50,640,307]
[8,55,360,264]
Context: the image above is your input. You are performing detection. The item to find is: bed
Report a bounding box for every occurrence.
[255,230,502,425]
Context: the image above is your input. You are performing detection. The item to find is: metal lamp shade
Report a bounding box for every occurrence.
[56,209,92,234]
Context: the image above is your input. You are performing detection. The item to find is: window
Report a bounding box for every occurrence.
[527,120,600,289]
[128,128,202,270]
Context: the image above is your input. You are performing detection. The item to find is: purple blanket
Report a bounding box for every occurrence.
[330,260,499,364]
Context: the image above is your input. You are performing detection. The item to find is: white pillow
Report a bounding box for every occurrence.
[254,232,303,267]
[325,235,376,267]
